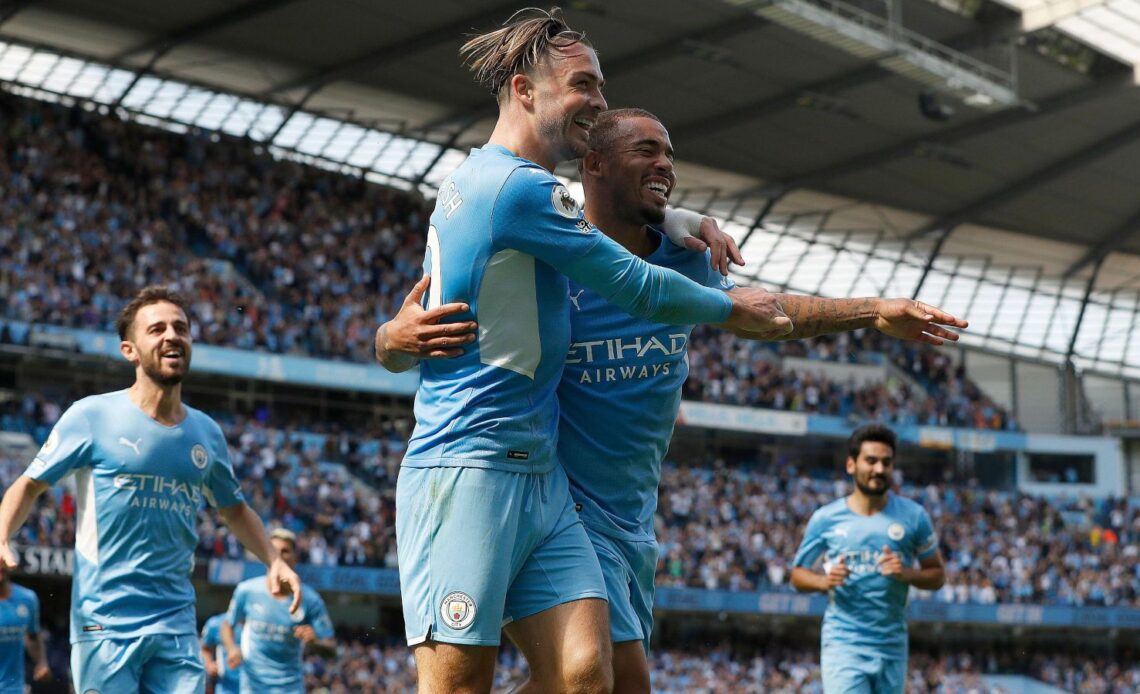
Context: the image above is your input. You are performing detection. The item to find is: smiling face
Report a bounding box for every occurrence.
[847,441,894,497]
[529,42,607,163]
[585,114,676,225]
[121,301,192,387]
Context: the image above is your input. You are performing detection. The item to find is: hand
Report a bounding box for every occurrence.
[0,542,17,571]
[683,216,745,276]
[293,624,317,645]
[722,287,793,338]
[267,557,302,614]
[204,659,219,678]
[32,663,50,682]
[878,545,907,582]
[826,555,849,589]
[225,647,243,670]
[374,275,477,363]
[873,299,968,346]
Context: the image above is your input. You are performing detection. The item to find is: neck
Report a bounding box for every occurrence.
[847,489,888,516]
[584,197,657,258]
[488,115,557,172]
[129,378,184,425]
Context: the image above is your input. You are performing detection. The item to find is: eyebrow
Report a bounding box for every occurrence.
[568,70,604,87]
[630,138,675,158]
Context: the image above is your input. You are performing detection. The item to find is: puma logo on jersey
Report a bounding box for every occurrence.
[569,290,584,311]
[118,437,142,456]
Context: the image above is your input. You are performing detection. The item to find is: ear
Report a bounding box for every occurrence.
[581,149,605,178]
[120,340,139,366]
[507,73,533,108]
[845,456,855,475]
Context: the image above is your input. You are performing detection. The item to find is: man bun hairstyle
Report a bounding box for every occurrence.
[116,285,191,341]
[846,423,897,459]
[461,7,590,101]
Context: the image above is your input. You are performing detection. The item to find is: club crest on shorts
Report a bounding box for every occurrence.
[551,184,581,219]
[887,523,906,541]
[190,444,209,469]
[440,591,476,630]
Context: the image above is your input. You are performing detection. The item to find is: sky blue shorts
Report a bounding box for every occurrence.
[587,528,658,653]
[397,464,607,646]
[821,644,907,694]
[71,633,204,694]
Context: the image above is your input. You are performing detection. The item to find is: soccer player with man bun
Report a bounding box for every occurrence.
[375,7,794,693]
[0,285,301,694]
[792,424,946,694]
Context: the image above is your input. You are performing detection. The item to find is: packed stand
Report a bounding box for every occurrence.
[0,92,1015,430]
[0,92,426,361]
[686,327,1014,430]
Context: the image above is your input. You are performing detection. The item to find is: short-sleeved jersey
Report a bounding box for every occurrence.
[793,495,938,654]
[226,577,334,689]
[560,230,733,541]
[404,145,732,474]
[26,390,244,642]
[0,583,39,690]
[201,613,242,693]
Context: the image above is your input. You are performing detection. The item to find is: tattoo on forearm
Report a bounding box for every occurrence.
[776,295,877,339]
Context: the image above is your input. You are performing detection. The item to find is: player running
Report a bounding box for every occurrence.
[0,285,301,694]
[222,528,335,694]
[375,8,790,693]
[791,424,946,694]
[0,563,49,690]
[202,613,241,694]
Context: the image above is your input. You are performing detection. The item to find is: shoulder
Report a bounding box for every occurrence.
[236,577,263,594]
[11,584,37,605]
[65,392,118,419]
[890,494,926,517]
[303,585,327,606]
[818,497,849,518]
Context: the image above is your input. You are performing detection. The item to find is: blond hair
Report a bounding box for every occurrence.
[460,7,590,101]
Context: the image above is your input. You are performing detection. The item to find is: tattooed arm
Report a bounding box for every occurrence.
[727,290,968,345]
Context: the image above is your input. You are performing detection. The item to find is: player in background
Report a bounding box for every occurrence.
[374,8,791,693]
[791,424,946,694]
[222,529,335,694]
[202,613,241,694]
[0,285,301,694]
[0,563,50,691]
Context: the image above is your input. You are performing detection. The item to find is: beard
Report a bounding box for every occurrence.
[855,475,890,497]
[141,356,188,386]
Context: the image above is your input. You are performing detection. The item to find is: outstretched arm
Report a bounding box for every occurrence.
[732,293,967,345]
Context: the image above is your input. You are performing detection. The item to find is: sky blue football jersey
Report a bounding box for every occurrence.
[793,494,938,654]
[26,390,244,642]
[226,577,334,689]
[560,230,733,541]
[201,613,242,693]
[403,145,733,474]
[0,583,38,690]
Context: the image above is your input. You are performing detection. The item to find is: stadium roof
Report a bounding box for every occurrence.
[5,0,1140,376]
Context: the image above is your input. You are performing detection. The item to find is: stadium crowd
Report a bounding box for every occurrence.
[297,639,1140,693]
[0,92,1014,430]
